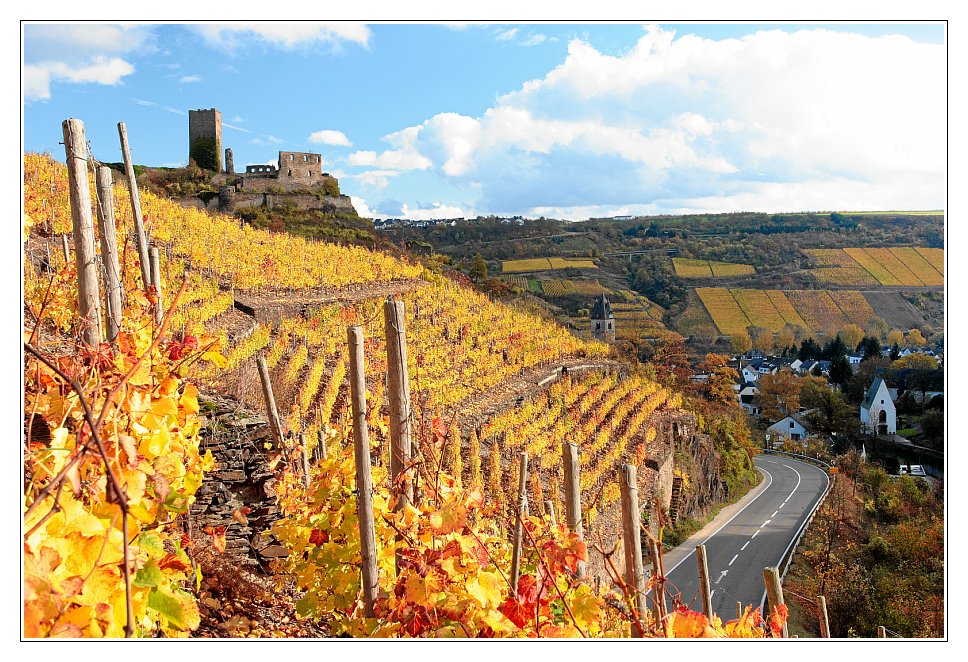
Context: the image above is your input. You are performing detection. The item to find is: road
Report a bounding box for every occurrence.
[660,455,829,618]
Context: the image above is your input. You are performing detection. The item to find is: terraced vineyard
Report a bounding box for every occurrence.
[673,257,755,278]
[805,247,943,286]
[479,369,681,523]
[540,278,606,296]
[696,287,876,336]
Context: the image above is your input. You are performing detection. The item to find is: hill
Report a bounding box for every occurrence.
[23,151,764,638]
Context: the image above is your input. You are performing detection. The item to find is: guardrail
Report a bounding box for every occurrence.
[761,448,832,471]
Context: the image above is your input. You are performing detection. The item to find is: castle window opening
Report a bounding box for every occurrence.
[288,169,292,177]
[303,155,308,162]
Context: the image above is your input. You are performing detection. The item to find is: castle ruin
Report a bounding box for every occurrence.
[188,108,222,171]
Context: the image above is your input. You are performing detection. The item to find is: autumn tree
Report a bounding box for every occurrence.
[652,334,692,391]
[838,324,864,350]
[751,327,773,353]
[731,330,752,355]
[469,254,488,281]
[698,353,739,405]
[776,326,796,355]
[905,328,926,347]
[801,377,858,437]
[758,370,801,421]
[887,329,905,347]
[846,356,891,404]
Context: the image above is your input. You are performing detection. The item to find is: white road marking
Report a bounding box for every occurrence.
[751,530,759,539]
[729,554,739,566]
[762,519,772,527]
[741,541,750,550]
[772,510,778,517]
[715,570,728,584]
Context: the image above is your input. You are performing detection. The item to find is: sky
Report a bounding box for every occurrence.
[21,21,947,221]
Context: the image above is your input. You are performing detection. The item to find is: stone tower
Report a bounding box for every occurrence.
[188,108,222,171]
[590,293,615,342]
[224,148,234,175]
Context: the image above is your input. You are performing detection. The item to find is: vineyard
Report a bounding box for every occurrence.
[696,287,876,336]
[23,125,791,640]
[502,257,598,273]
[539,278,606,297]
[673,258,755,279]
[805,248,943,286]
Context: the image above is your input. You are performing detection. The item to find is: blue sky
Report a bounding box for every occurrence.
[22,22,946,220]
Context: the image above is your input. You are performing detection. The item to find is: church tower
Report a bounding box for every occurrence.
[590,293,615,342]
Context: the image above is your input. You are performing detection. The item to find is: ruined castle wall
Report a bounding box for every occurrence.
[277,151,326,185]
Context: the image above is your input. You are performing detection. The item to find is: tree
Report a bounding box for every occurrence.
[891,354,939,371]
[857,336,882,360]
[698,353,739,404]
[801,377,859,440]
[776,326,796,355]
[920,410,944,451]
[887,329,905,347]
[905,328,926,347]
[799,337,821,361]
[821,335,849,361]
[469,254,488,281]
[751,327,773,353]
[731,330,752,355]
[829,355,853,389]
[759,370,801,421]
[839,324,864,351]
[846,356,891,404]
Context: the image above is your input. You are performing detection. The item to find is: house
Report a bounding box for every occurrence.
[738,382,760,416]
[740,365,759,383]
[860,377,897,435]
[767,411,817,443]
[848,353,863,365]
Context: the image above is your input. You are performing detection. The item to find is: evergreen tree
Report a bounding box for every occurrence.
[799,337,821,361]
[829,355,853,389]
[858,336,882,360]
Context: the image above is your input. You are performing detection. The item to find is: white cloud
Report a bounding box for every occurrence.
[178,74,202,83]
[521,33,548,47]
[350,196,374,218]
[308,129,352,147]
[347,126,432,171]
[496,28,519,41]
[230,115,245,123]
[191,22,370,51]
[370,25,943,215]
[346,170,399,190]
[399,202,468,221]
[25,57,135,100]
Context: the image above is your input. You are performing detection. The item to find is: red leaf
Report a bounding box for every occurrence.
[158,553,191,573]
[309,529,329,545]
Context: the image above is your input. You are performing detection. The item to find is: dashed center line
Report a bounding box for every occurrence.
[762,519,772,527]
[729,554,739,566]
[751,530,759,539]
[772,510,779,518]
[741,541,750,550]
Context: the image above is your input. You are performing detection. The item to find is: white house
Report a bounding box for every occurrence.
[767,412,816,443]
[860,377,896,435]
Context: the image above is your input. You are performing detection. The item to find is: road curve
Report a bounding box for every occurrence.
[660,455,829,618]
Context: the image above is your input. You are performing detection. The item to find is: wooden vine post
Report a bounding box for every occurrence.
[736,601,743,621]
[562,441,586,577]
[619,464,647,636]
[60,234,70,265]
[149,247,163,325]
[256,356,284,449]
[62,119,102,346]
[94,166,122,342]
[696,543,714,622]
[877,626,887,638]
[818,595,831,638]
[383,297,413,510]
[762,566,788,638]
[349,325,379,617]
[316,428,328,462]
[118,122,151,289]
[648,538,667,624]
[298,432,311,488]
[509,451,528,594]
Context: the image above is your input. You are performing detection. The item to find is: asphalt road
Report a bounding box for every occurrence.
[660,455,830,618]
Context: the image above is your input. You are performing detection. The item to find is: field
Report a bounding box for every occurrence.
[695,287,882,336]
[502,256,598,273]
[540,278,606,297]
[673,257,754,278]
[805,248,943,286]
